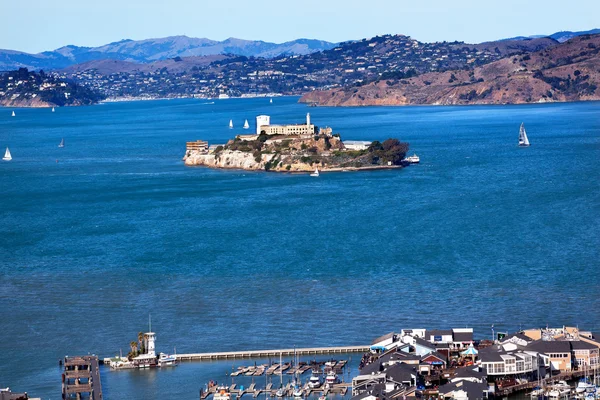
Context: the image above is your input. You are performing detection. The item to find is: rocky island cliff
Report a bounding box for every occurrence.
[184,114,410,172]
[300,34,600,106]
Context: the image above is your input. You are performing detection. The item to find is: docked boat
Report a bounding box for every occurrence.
[3,147,12,161]
[308,373,322,389]
[58,138,65,148]
[402,154,420,164]
[325,371,338,386]
[576,379,595,393]
[158,352,177,367]
[243,119,250,129]
[310,169,319,177]
[292,387,303,398]
[519,123,530,147]
[229,120,234,129]
[275,388,285,397]
[214,386,231,400]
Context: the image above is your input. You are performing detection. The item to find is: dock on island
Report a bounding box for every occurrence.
[176,345,370,362]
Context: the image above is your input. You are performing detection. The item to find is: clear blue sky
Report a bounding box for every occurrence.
[2,0,598,53]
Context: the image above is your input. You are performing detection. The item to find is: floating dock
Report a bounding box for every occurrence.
[200,383,350,399]
[177,345,369,362]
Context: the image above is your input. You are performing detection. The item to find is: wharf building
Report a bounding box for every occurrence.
[353,326,600,400]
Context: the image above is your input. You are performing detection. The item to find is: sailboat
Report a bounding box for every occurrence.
[310,169,319,177]
[11,111,15,117]
[243,119,249,129]
[270,98,273,104]
[518,123,530,147]
[3,147,12,161]
[58,138,65,148]
[52,107,55,112]
[229,119,234,129]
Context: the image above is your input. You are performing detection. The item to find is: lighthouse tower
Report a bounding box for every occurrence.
[145,332,156,357]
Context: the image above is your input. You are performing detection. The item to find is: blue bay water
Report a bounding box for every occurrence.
[0,98,599,399]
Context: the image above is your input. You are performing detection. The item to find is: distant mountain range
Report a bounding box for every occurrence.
[0,36,337,71]
[1,29,597,72]
[501,28,600,43]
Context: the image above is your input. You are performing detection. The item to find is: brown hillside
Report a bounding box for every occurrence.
[300,34,600,106]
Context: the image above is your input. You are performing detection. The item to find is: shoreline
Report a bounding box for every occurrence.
[186,164,404,173]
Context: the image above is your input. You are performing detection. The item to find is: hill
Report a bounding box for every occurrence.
[57,34,562,100]
[299,34,600,106]
[0,36,337,71]
[0,68,105,107]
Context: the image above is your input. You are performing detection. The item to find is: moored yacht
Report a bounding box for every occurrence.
[325,371,338,386]
[214,385,231,400]
[158,352,178,367]
[402,154,420,164]
[308,372,322,389]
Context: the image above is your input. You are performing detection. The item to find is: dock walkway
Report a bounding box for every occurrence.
[177,345,369,362]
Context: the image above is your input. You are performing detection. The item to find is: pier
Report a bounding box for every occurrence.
[200,383,351,400]
[61,355,103,400]
[177,345,369,362]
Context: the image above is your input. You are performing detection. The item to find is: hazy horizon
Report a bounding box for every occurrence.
[2,0,599,53]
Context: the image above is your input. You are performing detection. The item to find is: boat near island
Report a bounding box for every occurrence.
[229,119,234,129]
[243,119,249,129]
[58,138,64,148]
[157,352,178,367]
[310,169,319,177]
[519,123,530,147]
[11,111,15,117]
[52,107,55,112]
[270,98,273,104]
[403,154,420,164]
[3,147,11,161]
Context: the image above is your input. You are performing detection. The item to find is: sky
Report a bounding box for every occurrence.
[2,0,599,53]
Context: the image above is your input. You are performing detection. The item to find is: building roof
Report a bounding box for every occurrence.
[528,340,572,353]
[439,380,488,398]
[500,332,533,344]
[452,366,487,381]
[570,340,599,350]
[426,329,453,337]
[384,363,416,384]
[413,337,436,350]
[372,332,396,345]
[453,331,474,342]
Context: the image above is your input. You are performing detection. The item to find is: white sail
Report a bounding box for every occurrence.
[11,111,15,117]
[52,107,55,112]
[270,98,273,104]
[229,119,233,129]
[58,138,64,148]
[3,147,12,161]
[519,123,530,147]
[243,119,249,129]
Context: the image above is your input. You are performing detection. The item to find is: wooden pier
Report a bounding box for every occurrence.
[177,345,369,362]
[62,355,103,400]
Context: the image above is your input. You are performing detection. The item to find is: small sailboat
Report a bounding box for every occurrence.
[58,138,65,148]
[243,119,249,129]
[518,123,530,147]
[270,98,273,104]
[52,107,55,112]
[310,169,319,177]
[229,119,234,129]
[11,111,15,117]
[3,147,12,161]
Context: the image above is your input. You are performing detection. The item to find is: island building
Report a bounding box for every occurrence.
[255,113,315,136]
[132,332,157,368]
[0,388,37,400]
[186,140,209,152]
[343,141,372,151]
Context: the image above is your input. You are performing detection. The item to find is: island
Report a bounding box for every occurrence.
[0,67,105,107]
[183,113,411,172]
